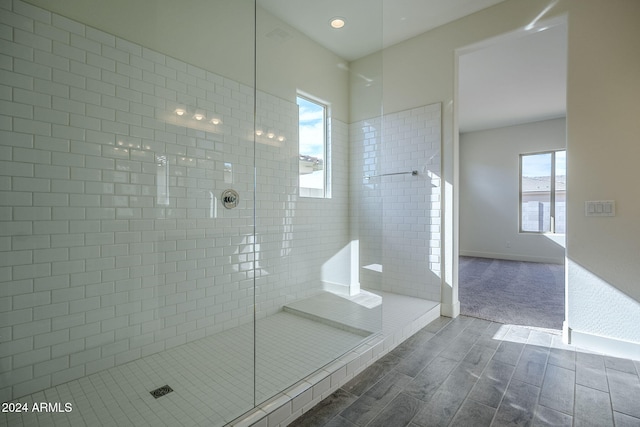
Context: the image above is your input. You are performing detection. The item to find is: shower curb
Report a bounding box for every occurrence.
[227,303,441,427]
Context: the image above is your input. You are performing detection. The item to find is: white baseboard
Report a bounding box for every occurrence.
[459,250,564,265]
[322,281,360,297]
[441,300,460,318]
[568,328,640,360]
[562,321,571,345]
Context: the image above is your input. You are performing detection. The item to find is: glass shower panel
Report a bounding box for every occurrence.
[351,59,385,298]
[0,0,255,425]
[349,11,441,309]
[254,0,383,404]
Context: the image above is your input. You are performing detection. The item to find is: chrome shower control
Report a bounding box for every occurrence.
[221,189,239,209]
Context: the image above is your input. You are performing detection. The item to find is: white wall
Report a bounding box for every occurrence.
[24,0,352,122]
[256,6,351,122]
[351,0,640,356]
[459,118,566,264]
[23,0,257,88]
[565,0,640,357]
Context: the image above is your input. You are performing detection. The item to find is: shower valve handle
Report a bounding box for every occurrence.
[221,189,239,209]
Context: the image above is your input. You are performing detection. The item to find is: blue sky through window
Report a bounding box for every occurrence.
[522,150,566,177]
[298,96,324,159]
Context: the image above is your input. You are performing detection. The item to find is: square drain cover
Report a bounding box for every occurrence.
[150,385,173,399]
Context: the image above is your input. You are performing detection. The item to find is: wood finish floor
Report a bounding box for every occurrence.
[289,316,640,427]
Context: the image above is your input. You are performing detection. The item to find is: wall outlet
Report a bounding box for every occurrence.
[506,241,511,248]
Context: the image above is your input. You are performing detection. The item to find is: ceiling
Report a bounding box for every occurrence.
[258,0,507,61]
[458,22,567,132]
[258,0,567,132]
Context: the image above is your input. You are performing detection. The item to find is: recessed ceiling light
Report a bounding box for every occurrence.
[330,17,345,29]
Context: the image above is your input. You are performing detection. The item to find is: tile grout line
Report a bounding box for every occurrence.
[484,325,526,427]
[395,317,495,427]
[530,338,551,427]
[604,365,617,426]
[445,319,502,427]
[350,316,456,427]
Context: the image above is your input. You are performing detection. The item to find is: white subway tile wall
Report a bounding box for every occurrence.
[351,104,442,301]
[0,0,352,402]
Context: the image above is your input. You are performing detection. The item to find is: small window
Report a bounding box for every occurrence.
[520,150,566,233]
[297,95,328,198]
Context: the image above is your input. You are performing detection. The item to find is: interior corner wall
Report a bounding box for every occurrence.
[255,6,350,122]
[459,118,566,264]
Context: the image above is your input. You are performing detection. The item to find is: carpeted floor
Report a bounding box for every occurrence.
[458,256,565,330]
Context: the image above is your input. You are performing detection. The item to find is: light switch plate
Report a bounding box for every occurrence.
[585,200,615,217]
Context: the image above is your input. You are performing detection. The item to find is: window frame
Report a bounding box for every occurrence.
[519,149,565,234]
[297,93,330,199]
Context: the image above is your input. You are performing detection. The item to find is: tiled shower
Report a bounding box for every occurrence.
[0,0,441,425]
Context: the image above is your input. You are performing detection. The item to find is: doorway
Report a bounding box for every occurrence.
[455,17,568,330]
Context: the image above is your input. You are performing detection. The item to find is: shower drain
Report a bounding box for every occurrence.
[150,385,174,399]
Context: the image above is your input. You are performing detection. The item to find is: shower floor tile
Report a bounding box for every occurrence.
[1,312,365,427]
[1,291,438,427]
